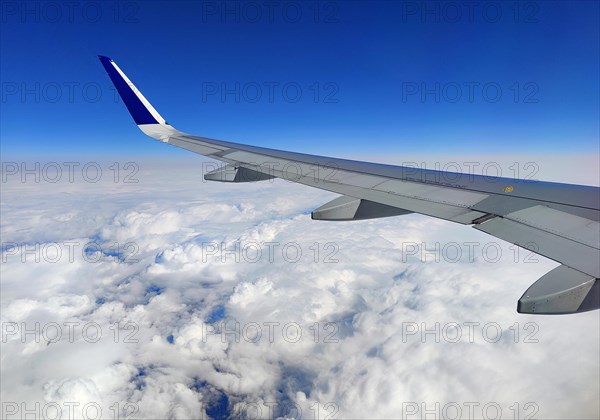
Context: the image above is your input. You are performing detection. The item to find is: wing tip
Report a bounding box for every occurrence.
[98,55,113,65]
[98,55,165,126]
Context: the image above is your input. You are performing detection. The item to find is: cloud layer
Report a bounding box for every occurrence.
[1,158,598,419]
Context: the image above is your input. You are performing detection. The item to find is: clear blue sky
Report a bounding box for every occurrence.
[1,0,598,158]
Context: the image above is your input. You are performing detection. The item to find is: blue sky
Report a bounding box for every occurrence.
[1,0,598,158]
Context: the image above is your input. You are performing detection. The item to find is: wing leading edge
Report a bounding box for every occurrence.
[99,55,600,315]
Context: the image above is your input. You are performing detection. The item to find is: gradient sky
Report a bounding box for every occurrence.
[1,0,598,158]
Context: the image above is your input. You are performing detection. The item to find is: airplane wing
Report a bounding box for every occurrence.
[99,55,600,315]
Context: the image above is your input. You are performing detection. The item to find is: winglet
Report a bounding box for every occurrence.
[98,55,167,126]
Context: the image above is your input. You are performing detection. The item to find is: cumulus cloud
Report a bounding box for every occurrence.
[1,157,598,419]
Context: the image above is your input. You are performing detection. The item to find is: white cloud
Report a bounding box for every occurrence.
[1,158,598,419]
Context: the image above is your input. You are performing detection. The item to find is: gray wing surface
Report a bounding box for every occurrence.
[100,55,600,315]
